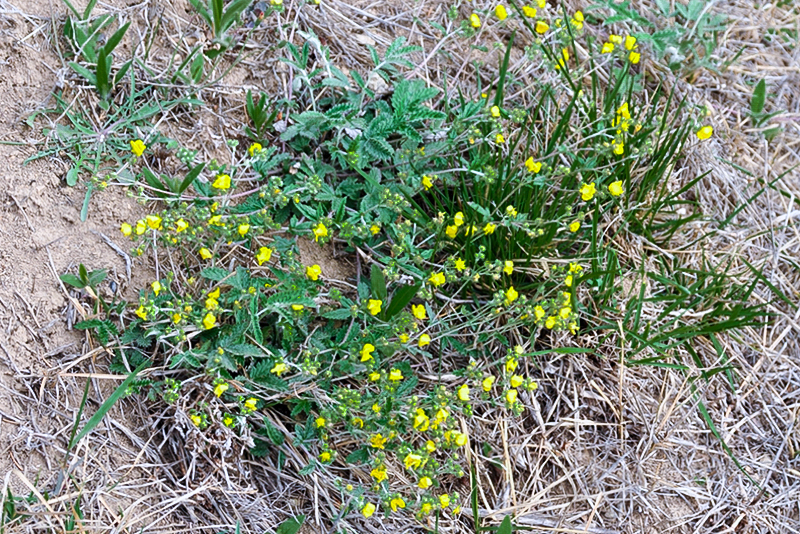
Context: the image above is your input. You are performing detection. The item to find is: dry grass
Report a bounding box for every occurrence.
[0,0,798,533]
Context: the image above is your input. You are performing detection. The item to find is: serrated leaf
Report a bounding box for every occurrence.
[346,447,369,464]
[224,344,265,357]
[298,462,316,476]
[263,417,285,446]
[322,308,353,320]
[200,267,230,281]
[276,515,305,534]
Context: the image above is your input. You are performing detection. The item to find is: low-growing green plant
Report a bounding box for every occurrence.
[38,0,774,527]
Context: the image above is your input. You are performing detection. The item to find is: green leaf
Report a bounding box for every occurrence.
[66,166,80,186]
[262,417,285,446]
[384,284,419,320]
[322,308,353,320]
[751,79,766,116]
[370,264,387,301]
[224,344,265,357]
[298,461,316,476]
[80,185,92,221]
[68,62,97,85]
[60,273,84,289]
[498,515,513,534]
[276,515,305,534]
[346,447,369,464]
[70,360,149,448]
[102,20,130,55]
[177,162,206,194]
[200,267,230,281]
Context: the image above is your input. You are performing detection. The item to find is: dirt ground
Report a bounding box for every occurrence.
[0,0,798,532]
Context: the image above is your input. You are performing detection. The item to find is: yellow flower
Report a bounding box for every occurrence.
[151,280,162,296]
[370,224,380,235]
[505,286,518,304]
[212,174,231,190]
[291,304,304,311]
[244,397,258,411]
[454,433,467,447]
[175,219,189,233]
[445,225,458,238]
[482,376,496,392]
[352,417,364,428]
[421,503,433,515]
[572,10,584,29]
[120,223,132,236]
[248,142,262,156]
[389,368,403,381]
[429,272,446,287]
[569,263,583,273]
[190,414,202,427]
[135,305,147,320]
[435,408,449,423]
[525,157,542,173]
[565,275,573,287]
[439,494,451,508]
[412,304,427,320]
[453,211,465,227]
[522,6,536,17]
[569,220,581,232]
[609,34,623,45]
[134,219,146,235]
[422,175,434,190]
[367,299,382,315]
[454,258,466,272]
[146,214,162,230]
[470,13,481,28]
[458,384,470,401]
[495,133,505,144]
[362,503,376,518]
[545,316,556,329]
[203,312,216,330]
[506,205,518,217]
[130,139,146,157]
[214,382,229,397]
[491,105,501,118]
[371,465,387,483]
[503,261,514,275]
[418,477,433,489]
[256,247,272,265]
[360,343,375,362]
[613,141,624,155]
[418,334,431,347]
[511,374,524,388]
[506,358,518,373]
[320,451,331,462]
[404,453,422,470]
[601,42,615,54]
[495,4,508,20]
[208,215,223,226]
[315,417,326,428]
[625,35,637,50]
[506,389,518,404]
[580,182,596,201]
[535,20,549,33]
[697,125,713,140]
[306,264,322,281]
[223,415,235,427]
[369,371,381,382]
[313,222,328,242]
[379,494,402,513]
[399,333,409,343]
[534,305,546,320]
[559,306,571,319]
[271,362,288,376]
[426,440,436,452]
[238,224,250,236]
[629,51,641,64]
[370,434,387,449]
[414,409,430,431]
[483,222,496,234]
[208,288,220,300]
[608,180,624,196]
[172,313,182,324]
